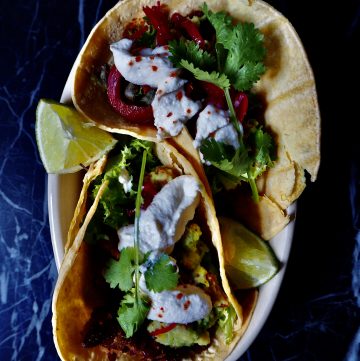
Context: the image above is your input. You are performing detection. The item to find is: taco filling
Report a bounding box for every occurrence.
[82,2,276,203]
[52,137,247,360]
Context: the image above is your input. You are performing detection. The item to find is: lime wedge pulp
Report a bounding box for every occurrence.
[36,99,117,173]
[219,217,280,289]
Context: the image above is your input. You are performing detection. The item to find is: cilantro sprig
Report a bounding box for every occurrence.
[104,150,150,338]
[168,3,274,201]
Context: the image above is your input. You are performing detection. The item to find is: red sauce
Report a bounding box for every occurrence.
[149,323,177,337]
[166,112,173,117]
[207,111,211,115]
[128,60,134,66]
[183,300,191,310]
[135,55,142,62]
[170,71,177,78]
[186,108,191,114]
[176,293,183,300]
[160,307,165,312]
[176,91,183,101]
[158,314,163,318]
[152,65,158,71]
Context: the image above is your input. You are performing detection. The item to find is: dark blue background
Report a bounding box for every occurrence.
[1,1,359,360]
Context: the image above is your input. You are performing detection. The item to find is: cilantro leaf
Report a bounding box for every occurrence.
[203,4,266,91]
[200,138,250,178]
[202,4,233,47]
[169,39,216,70]
[253,127,275,167]
[104,247,137,291]
[144,254,179,292]
[179,60,230,89]
[117,290,150,338]
[229,61,266,91]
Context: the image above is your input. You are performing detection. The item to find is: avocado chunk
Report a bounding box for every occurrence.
[147,322,210,348]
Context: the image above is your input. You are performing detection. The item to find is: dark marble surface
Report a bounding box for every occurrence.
[1,0,359,360]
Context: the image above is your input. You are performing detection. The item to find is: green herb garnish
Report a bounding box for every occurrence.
[144,254,179,292]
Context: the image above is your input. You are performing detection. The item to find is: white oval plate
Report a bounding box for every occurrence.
[48,66,296,360]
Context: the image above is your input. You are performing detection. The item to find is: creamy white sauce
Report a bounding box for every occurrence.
[117,176,210,323]
[139,273,212,324]
[110,39,199,138]
[194,104,239,163]
[118,175,200,254]
[153,87,200,138]
[118,168,133,193]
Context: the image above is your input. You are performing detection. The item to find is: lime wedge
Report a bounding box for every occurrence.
[36,99,117,173]
[219,217,280,289]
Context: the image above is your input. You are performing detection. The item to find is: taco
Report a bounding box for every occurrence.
[71,0,320,240]
[52,136,257,360]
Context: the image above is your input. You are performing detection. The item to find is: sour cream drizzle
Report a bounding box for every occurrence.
[110,39,200,139]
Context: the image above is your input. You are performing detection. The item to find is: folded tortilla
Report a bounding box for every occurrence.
[52,139,257,360]
[71,0,320,239]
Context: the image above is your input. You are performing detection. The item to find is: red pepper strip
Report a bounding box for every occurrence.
[141,177,158,209]
[143,3,173,46]
[123,19,148,41]
[200,81,227,109]
[107,65,154,124]
[149,323,177,337]
[170,13,205,48]
[232,91,248,123]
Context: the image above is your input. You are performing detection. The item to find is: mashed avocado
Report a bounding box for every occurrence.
[147,322,210,347]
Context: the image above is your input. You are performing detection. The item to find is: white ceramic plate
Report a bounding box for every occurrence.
[48,66,296,360]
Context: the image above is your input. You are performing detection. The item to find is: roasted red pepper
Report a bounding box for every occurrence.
[123,19,149,41]
[107,65,154,124]
[200,81,227,109]
[232,91,248,123]
[142,177,158,209]
[170,12,205,48]
[143,3,173,46]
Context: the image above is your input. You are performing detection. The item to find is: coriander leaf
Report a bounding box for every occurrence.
[204,4,266,91]
[169,39,216,70]
[200,138,250,178]
[229,61,266,91]
[144,254,179,292]
[180,60,230,89]
[202,4,233,46]
[253,128,275,167]
[104,247,137,291]
[117,290,150,338]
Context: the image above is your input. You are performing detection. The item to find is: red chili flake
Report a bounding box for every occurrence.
[150,56,155,60]
[176,293,183,300]
[158,314,163,318]
[159,126,165,131]
[128,60,134,66]
[207,111,211,115]
[186,108,191,114]
[170,71,177,78]
[135,55,142,62]
[157,89,163,95]
[152,65,158,71]
[167,112,173,117]
[160,307,165,312]
[183,300,191,310]
[172,120,178,124]
[176,91,183,101]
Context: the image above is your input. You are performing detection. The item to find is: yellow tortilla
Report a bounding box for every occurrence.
[71,0,320,239]
[52,139,257,360]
